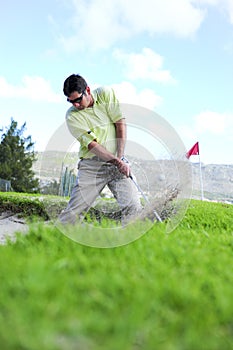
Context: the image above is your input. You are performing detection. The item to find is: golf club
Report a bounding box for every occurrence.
[129,175,162,222]
[121,156,162,222]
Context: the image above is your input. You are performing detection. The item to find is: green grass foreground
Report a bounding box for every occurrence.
[0,200,233,350]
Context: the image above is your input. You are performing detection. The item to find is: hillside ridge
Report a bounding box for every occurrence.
[33,152,233,203]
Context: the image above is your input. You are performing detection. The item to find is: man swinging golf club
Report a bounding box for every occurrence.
[59,74,142,225]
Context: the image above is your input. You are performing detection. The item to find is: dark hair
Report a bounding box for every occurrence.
[63,74,88,96]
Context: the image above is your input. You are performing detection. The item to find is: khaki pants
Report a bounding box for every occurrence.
[59,158,142,224]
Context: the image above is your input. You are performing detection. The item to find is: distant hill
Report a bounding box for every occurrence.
[191,163,233,203]
[33,152,233,203]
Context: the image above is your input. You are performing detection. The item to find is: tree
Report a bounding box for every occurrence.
[0,119,39,193]
[40,179,60,195]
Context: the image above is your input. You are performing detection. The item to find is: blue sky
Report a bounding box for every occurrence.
[0,0,233,164]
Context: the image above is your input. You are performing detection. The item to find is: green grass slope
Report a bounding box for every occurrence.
[0,200,232,350]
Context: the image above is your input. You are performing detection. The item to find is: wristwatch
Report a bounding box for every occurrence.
[120,156,129,163]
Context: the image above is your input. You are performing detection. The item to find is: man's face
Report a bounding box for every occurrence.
[67,87,92,110]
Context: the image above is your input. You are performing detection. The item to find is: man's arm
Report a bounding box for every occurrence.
[88,140,130,177]
[115,118,126,159]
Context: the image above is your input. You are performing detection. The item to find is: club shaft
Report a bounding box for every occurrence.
[130,176,162,222]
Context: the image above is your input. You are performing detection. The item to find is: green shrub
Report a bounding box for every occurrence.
[0,192,68,220]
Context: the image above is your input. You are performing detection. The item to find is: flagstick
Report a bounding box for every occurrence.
[198,154,204,201]
[187,141,204,200]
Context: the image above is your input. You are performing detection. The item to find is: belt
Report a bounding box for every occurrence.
[80,156,103,161]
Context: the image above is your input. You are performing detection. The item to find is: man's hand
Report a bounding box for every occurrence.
[88,140,130,176]
[117,159,130,177]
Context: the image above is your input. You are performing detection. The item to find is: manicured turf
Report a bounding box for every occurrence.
[0,200,232,349]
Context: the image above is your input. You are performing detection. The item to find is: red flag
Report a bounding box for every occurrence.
[186,142,199,159]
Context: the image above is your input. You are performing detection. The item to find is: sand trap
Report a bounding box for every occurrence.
[0,212,28,244]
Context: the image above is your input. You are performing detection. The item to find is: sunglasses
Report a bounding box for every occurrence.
[67,90,86,104]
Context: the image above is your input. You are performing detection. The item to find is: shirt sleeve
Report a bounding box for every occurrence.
[97,87,123,123]
[66,111,97,147]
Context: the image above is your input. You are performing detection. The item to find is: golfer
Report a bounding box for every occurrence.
[59,74,141,224]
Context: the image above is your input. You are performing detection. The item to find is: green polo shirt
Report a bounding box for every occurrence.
[66,86,123,159]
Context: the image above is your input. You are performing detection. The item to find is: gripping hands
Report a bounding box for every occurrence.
[116,156,130,177]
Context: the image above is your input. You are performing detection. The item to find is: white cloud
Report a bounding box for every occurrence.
[58,0,205,52]
[193,0,219,5]
[193,0,233,23]
[0,76,62,103]
[194,110,233,134]
[178,110,233,137]
[113,48,176,83]
[226,0,233,23]
[176,113,233,164]
[111,81,162,110]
